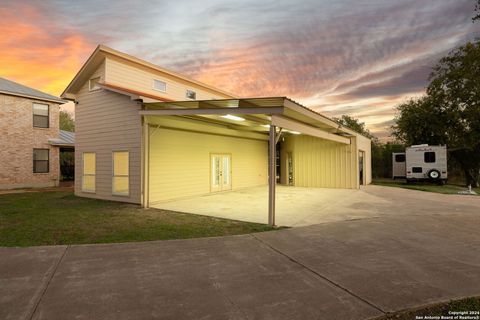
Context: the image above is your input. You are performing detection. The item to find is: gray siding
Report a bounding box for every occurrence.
[74,63,142,204]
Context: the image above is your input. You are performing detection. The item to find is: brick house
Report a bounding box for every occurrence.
[0,77,72,189]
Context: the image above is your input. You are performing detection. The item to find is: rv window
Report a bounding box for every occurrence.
[395,154,405,162]
[424,152,436,163]
[412,167,422,173]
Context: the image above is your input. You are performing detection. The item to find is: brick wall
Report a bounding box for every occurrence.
[0,94,60,189]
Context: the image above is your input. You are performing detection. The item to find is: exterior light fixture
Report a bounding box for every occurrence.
[221,114,245,121]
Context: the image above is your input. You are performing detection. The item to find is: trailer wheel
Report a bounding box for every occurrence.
[427,169,441,180]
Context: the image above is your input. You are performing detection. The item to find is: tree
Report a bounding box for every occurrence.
[334,115,376,140]
[334,115,395,179]
[474,0,480,22]
[60,110,75,132]
[393,42,480,187]
[392,96,447,145]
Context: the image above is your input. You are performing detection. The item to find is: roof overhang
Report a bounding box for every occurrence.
[97,83,175,103]
[48,140,75,147]
[49,130,75,147]
[0,90,66,104]
[141,97,366,145]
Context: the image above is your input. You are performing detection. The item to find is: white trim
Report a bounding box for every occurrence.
[152,79,167,93]
[89,77,102,92]
[32,102,50,129]
[82,152,96,193]
[271,115,351,145]
[112,150,130,197]
[139,106,284,116]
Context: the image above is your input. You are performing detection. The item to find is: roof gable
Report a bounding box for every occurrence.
[62,45,237,99]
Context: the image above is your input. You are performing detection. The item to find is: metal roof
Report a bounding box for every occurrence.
[49,130,75,147]
[145,97,288,109]
[143,97,361,138]
[0,77,65,104]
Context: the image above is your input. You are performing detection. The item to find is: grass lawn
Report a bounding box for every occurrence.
[375,296,480,320]
[372,178,480,195]
[0,191,278,247]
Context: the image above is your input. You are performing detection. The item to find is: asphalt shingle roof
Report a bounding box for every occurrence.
[0,77,65,104]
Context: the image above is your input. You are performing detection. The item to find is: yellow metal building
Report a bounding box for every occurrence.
[62,45,371,225]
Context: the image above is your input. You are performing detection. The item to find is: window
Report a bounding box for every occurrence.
[33,103,49,128]
[113,151,129,196]
[89,77,101,91]
[395,154,406,162]
[82,153,96,192]
[186,89,196,100]
[33,149,49,173]
[424,152,436,163]
[412,167,422,173]
[153,79,167,92]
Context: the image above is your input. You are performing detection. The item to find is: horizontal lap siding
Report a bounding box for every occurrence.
[74,61,142,204]
[149,128,267,203]
[281,135,357,189]
[105,56,233,101]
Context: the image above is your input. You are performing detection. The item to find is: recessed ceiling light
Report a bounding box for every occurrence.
[261,124,271,128]
[289,131,301,135]
[221,114,245,121]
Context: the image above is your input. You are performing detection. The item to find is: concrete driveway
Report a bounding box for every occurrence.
[1,186,480,319]
[152,185,390,226]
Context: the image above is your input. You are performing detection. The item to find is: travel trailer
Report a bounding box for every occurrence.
[392,145,447,183]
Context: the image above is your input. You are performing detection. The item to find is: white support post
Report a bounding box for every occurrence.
[268,125,276,226]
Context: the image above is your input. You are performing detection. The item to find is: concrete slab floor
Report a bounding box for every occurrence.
[152,185,391,227]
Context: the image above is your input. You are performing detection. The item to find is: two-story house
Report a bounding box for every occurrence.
[61,45,371,225]
[0,77,71,189]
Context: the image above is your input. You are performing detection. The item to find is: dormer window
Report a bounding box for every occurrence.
[89,77,101,91]
[186,89,196,100]
[33,103,49,128]
[153,79,167,92]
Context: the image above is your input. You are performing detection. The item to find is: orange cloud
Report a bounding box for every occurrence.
[0,4,94,96]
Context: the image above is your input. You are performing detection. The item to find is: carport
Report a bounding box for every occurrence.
[151,185,387,226]
[140,97,371,226]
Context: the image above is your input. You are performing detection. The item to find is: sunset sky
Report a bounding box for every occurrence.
[1,0,479,140]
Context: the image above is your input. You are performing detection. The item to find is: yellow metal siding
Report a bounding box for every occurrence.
[105,56,233,101]
[280,134,357,189]
[149,128,267,203]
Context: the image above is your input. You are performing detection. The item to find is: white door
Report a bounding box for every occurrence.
[359,150,365,186]
[287,152,294,186]
[211,154,232,192]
